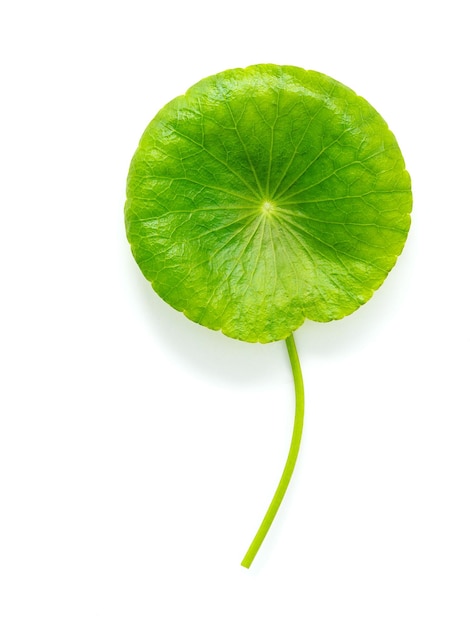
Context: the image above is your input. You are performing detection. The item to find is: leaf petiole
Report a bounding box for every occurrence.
[241,333,305,568]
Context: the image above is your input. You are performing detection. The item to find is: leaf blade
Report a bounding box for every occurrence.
[125,64,412,343]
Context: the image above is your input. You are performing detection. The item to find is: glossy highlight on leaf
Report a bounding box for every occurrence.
[125,64,411,343]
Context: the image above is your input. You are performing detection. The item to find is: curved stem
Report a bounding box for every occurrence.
[241,333,305,568]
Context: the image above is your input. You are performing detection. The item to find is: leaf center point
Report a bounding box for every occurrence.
[261,200,276,215]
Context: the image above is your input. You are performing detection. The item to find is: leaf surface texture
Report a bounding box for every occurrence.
[125,65,412,342]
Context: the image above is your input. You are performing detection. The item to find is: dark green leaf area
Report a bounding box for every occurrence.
[126,65,412,343]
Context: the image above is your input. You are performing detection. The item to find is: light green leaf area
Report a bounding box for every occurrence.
[125,65,412,343]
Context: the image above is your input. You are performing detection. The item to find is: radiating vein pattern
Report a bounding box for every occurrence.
[125,64,412,342]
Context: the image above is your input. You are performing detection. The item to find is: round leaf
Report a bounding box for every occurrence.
[125,65,412,343]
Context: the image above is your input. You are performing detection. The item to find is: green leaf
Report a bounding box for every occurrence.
[125,65,412,568]
[125,64,412,343]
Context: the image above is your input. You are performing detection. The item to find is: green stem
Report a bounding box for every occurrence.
[241,333,305,568]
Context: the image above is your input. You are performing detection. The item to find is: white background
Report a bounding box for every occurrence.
[1,1,469,624]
